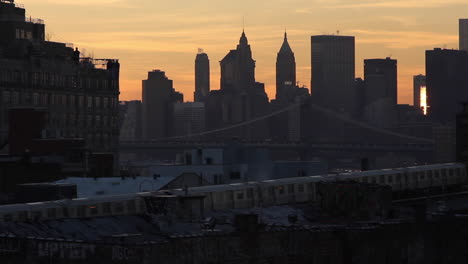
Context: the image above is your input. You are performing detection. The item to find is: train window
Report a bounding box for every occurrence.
[103,203,111,214]
[362,177,368,183]
[247,189,253,198]
[388,175,393,183]
[420,173,425,180]
[442,169,447,177]
[396,174,401,182]
[449,169,454,176]
[62,208,69,217]
[278,186,285,195]
[114,203,124,213]
[32,211,42,220]
[89,205,98,215]
[47,208,56,218]
[288,184,294,194]
[372,177,377,184]
[428,171,433,179]
[127,201,136,214]
[237,193,244,200]
[298,184,305,192]
[435,171,440,178]
[77,206,86,217]
[379,175,385,184]
[3,214,12,222]
[269,187,275,196]
[18,211,27,221]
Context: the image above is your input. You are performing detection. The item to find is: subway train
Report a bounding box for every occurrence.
[0,163,466,222]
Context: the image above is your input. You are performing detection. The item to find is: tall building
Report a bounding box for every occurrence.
[119,100,142,141]
[209,30,269,140]
[364,58,397,106]
[413,74,426,113]
[174,102,206,137]
[460,19,468,51]
[426,48,468,123]
[194,50,210,102]
[276,32,296,101]
[142,70,183,140]
[311,35,356,115]
[0,1,120,173]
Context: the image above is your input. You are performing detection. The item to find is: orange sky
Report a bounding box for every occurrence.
[20,0,466,104]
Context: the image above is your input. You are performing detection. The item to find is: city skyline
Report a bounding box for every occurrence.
[20,0,467,104]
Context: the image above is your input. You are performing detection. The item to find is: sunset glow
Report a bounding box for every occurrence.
[420,85,428,115]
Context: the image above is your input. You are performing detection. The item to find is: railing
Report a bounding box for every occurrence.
[25,17,44,24]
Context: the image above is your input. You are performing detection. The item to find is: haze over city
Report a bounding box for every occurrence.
[20,0,466,102]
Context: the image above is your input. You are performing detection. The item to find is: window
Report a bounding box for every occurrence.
[298,184,305,192]
[114,202,124,213]
[103,203,111,214]
[2,91,10,103]
[230,172,241,180]
[87,96,93,108]
[89,205,98,215]
[288,184,294,193]
[77,206,86,217]
[278,185,285,195]
[236,192,244,200]
[388,175,393,183]
[3,214,12,222]
[47,208,56,218]
[95,97,101,107]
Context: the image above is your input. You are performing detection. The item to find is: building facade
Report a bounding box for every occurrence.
[119,100,142,141]
[276,32,296,101]
[194,50,210,102]
[142,70,183,140]
[173,102,206,137]
[460,18,468,51]
[311,35,356,116]
[426,48,468,123]
[0,1,120,171]
[413,74,426,113]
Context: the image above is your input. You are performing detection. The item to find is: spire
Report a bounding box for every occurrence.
[279,31,293,54]
[239,30,248,46]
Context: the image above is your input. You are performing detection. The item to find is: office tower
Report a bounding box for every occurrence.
[362,58,398,128]
[364,58,397,106]
[413,75,426,113]
[0,1,120,171]
[142,70,183,140]
[276,32,296,100]
[205,30,269,140]
[220,30,256,93]
[460,19,468,51]
[426,48,468,123]
[174,102,206,137]
[194,50,210,102]
[311,35,356,115]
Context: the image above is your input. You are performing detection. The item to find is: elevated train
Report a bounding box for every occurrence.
[0,163,465,222]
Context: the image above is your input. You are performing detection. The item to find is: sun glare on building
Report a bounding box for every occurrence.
[420,85,428,115]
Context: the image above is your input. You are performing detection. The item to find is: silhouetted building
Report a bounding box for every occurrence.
[460,19,468,51]
[0,1,120,174]
[426,48,468,123]
[457,102,468,162]
[119,100,142,141]
[206,31,269,140]
[174,102,206,137]
[311,35,356,116]
[276,32,296,101]
[363,58,397,128]
[142,70,183,140]
[194,50,210,102]
[413,74,426,113]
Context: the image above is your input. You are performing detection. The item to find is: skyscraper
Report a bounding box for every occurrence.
[276,32,296,100]
[362,58,398,128]
[413,74,426,113]
[311,35,356,115]
[142,70,183,139]
[194,50,210,102]
[460,19,468,51]
[364,58,397,106]
[426,48,468,123]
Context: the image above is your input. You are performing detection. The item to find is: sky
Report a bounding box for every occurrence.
[20,0,467,104]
